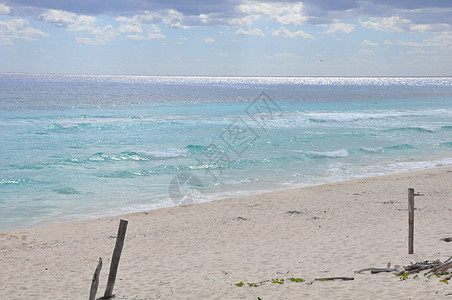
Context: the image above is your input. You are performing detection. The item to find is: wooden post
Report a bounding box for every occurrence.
[104,219,128,299]
[408,188,415,254]
[89,257,102,300]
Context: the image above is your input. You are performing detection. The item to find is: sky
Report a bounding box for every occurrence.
[0,0,451,76]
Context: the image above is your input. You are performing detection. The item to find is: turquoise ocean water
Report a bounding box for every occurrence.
[0,74,451,230]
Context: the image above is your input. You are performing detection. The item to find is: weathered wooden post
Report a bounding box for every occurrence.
[104,219,128,299]
[408,188,415,254]
[89,257,102,300]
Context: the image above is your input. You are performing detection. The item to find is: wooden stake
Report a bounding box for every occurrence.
[408,188,414,254]
[104,219,128,299]
[89,257,102,300]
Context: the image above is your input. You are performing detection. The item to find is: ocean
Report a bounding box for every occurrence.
[0,73,451,231]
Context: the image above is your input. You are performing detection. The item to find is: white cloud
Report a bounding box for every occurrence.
[76,37,99,45]
[360,15,452,33]
[170,22,190,29]
[384,40,392,45]
[323,22,355,34]
[40,9,96,29]
[123,24,165,40]
[266,52,302,59]
[205,37,215,43]
[118,23,142,33]
[117,9,190,30]
[357,49,373,55]
[3,0,452,34]
[218,52,229,56]
[361,40,378,46]
[360,16,410,32]
[40,9,120,45]
[409,23,452,32]
[0,3,10,15]
[125,34,146,40]
[235,27,265,36]
[427,32,452,49]
[75,25,119,45]
[0,18,49,45]
[147,32,165,39]
[401,49,437,55]
[40,9,168,44]
[199,14,208,24]
[399,32,452,49]
[269,3,307,26]
[116,13,169,41]
[126,32,165,40]
[163,9,190,29]
[232,1,308,27]
[272,27,314,39]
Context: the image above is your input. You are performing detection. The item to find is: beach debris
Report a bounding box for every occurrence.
[234,277,305,287]
[356,256,452,280]
[380,200,399,204]
[441,237,452,242]
[87,221,128,300]
[276,271,290,275]
[429,257,452,274]
[103,219,128,299]
[233,216,249,221]
[355,263,396,274]
[308,277,354,284]
[286,210,303,215]
[356,261,440,276]
[89,257,102,300]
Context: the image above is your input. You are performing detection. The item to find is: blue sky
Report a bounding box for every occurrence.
[0,0,451,76]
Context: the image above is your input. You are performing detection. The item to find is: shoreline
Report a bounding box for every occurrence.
[4,154,452,232]
[1,166,452,298]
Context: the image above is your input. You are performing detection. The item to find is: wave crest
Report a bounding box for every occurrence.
[305,149,349,159]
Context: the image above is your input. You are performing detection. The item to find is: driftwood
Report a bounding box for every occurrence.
[429,258,452,274]
[357,268,396,274]
[89,257,102,300]
[103,219,128,299]
[309,277,354,284]
[357,256,452,277]
[355,263,395,274]
[404,260,441,274]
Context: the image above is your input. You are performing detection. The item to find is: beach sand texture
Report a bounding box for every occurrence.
[1,166,451,299]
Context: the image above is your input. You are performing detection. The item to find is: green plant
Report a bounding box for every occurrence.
[234,276,304,287]
[271,278,285,284]
[288,277,305,283]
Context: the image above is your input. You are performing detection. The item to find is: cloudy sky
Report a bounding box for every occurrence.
[0,0,451,76]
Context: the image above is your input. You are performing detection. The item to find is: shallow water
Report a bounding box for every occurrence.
[1,74,451,230]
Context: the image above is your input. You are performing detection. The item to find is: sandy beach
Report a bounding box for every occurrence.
[1,166,452,299]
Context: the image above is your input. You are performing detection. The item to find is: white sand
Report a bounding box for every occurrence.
[1,166,452,299]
